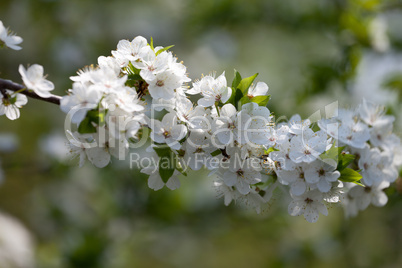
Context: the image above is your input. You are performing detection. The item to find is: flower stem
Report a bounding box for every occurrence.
[0,78,62,105]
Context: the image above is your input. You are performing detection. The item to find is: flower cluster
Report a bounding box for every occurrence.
[59,36,193,168]
[319,100,402,218]
[1,25,401,223]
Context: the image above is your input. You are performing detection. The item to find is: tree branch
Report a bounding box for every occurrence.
[0,78,62,105]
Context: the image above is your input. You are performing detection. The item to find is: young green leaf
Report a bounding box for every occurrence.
[265,147,280,155]
[231,69,242,89]
[337,153,356,171]
[156,45,174,56]
[78,117,97,134]
[225,88,244,109]
[251,95,270,106]
[339,168,362,183]
[239,95,251,106]
[154,146,176,183]
[237,73,258,95]
[149,37,155,52]
[158,155,175,183]
[211,149,221,157]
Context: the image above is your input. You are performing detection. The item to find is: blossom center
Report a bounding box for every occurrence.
[304,198,313,204]
[318,168,325,176]
[163,130,171,138]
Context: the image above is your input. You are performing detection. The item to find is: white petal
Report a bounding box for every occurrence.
[171,124,187,141]
[356,193,371,210]
[290,180,306,196]
[5,106,20,120]
[220,104,237,118]
[304,205,320,223]
[198,96,215,107]
[86,147,111,168]
[317,179,332,193]
[236,178,251,195]
[288,200,304,216]
[223,171,237,186]
[371,191,388,207]
[315,202,328,216]
[148,173,164,190]
[166,176,181,190]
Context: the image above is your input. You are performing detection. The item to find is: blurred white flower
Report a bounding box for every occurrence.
[369,16,390,53]
[0,212,35,268]
[0,133,18,152]
[40,132,70,162]
[0,20,22,50]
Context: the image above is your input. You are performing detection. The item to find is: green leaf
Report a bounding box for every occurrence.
[87,109,106,126]
[126,73,143,87]
[251,95,270,106]
[265,147,279,155]
[175,159,187,176]
[77,108,107,134]
[9,95,17,105]
[339,168,362,183]
[156,45,174,56]
[153,146,171,158]
[149,37,155,52]
[337,153,355,171]
[231,69,242,89]
[225,88,244,109]
[127,73,142,81]
[237,73,258,95]
[158,155,175,183]
[211,149,221,157]
[239,95,251,106]
[321,146,343,160]
[126,62,140,75]
[78,117,97,134]
[321,145,356,171]
[352,181,365,187]
[154,146,176,183]
[234,89,244,109]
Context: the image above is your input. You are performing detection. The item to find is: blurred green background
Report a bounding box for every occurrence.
[1,0,402,267]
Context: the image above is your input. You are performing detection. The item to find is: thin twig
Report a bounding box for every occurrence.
[0,78,62,105]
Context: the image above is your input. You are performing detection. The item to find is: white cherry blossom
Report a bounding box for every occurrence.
[188,72,232,107]
[222,158,262,195]
[111,36,148,66]
[348,181,390,211]
[288,189,328,223]
[147,70,182,100]
[247,81,269,98]
[19,64,54,98]
[60,82,102,124]
[149,113,187,150]
[276,165,308,196]
[0,90,28,120]
[212,104,251,145]
[304,159,340,193]
[289,128,327,163]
